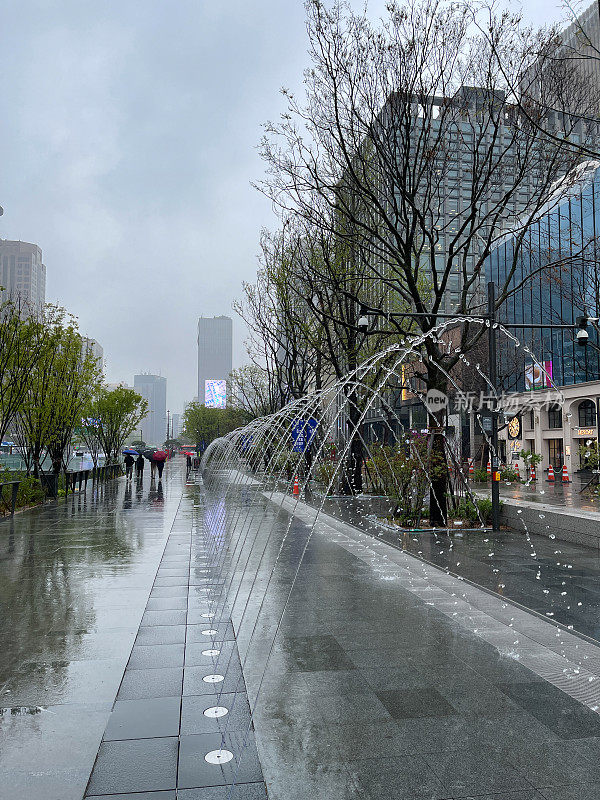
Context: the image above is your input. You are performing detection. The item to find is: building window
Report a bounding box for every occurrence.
[548,438,564,471]
[579,400,597,427]
[547,404,562,429]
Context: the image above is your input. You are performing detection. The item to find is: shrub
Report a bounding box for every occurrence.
[473,468,489,482]
[365,436,435,524]
[315,460,337,489]
[0,474,45,514]
[500,465,521,482]
[17,476,45,507]
[448,496,498,524]
[475,497,497,523]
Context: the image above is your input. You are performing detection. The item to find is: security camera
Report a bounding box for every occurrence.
[577,327,589,346]
[358,315,369,333]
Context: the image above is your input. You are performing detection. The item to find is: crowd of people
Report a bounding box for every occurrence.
[123,450,168,481]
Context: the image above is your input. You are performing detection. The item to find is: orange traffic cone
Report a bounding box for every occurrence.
[515,462,520,479]
[292,476,300,496]
[487,460,492,477]
[562,464,570,483]
[547,464,555,482]
[468,461,474,479]
[530,465,536,481]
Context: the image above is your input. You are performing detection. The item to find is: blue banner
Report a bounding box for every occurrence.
[291,418,318,453]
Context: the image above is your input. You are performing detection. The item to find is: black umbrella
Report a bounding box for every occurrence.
[143,448,157,461]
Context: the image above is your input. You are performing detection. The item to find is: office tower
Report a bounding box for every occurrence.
[558,3,600,106]
[487,159,600,391]
[133,374,167,445]
[197,316,233,407]
[172,413,181,439]
[0,240,46,313]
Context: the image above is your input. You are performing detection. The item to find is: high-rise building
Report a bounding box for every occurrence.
[0,240,46,313]
[559,3,600,103]
[134,373,167,446]
[172,413,181,439]
[197,316,233,406]
[486,159,600,391]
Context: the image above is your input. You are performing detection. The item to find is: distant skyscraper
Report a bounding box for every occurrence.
[0,240,46,313]
[134,374,167,445]
[172,413,181,439]
[197,316,232,405]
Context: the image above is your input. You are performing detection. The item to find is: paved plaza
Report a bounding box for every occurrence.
[1,462,600,798]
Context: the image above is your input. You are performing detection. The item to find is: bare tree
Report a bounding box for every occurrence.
[256,0,592,521]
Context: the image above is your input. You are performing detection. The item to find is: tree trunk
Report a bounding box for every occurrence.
[340,389,363,495]
[426,362,448,527]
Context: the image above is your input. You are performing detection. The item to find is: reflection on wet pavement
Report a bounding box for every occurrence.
[316,495,600,641]
[496,474,600,510]
[6,463,600,800]
[0,466,181,800]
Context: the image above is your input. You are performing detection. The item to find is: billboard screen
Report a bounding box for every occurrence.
[205,379,226,409]
[525,360,553,390]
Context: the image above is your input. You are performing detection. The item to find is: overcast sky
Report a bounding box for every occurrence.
[0,0,571,412]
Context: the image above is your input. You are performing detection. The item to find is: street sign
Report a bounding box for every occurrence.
[291,418,318,453]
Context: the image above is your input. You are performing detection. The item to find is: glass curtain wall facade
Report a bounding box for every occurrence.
[486,162,600,390]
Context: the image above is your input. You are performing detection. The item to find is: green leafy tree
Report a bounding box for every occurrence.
[14,306,101,476]
[0,293,47,445]
[182,402,248,450]
[89,386,148,464]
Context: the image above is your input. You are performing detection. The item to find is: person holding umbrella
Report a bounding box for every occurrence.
[153,449,168,480]
[124,452,135,480]
[143,447,157,478]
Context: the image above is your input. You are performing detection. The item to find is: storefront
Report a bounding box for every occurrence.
[498,380,600,476]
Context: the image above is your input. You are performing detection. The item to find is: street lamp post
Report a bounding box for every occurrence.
[488,282,500,532]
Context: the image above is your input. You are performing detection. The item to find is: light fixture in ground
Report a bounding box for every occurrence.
[203,674,224,683]
[204,706,228,718]
[205,749,233,764]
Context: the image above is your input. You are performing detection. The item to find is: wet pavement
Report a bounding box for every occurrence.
[4,462,600,798]
[316,495,600,641]
[495,474,600,510]
[239,487,600,799]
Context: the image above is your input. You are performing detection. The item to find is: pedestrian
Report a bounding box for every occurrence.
[136,453,145,477]
[124,453,134,480]
[150,459,157,479]
[156,458,165,480]
[186,453,192,476]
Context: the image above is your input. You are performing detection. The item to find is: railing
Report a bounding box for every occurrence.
[0,463,124,518]
[63,463,122,497]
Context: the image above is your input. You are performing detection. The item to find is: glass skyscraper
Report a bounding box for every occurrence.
[486,160,600,391]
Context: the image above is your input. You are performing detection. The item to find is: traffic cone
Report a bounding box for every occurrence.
[292,476,299,496]
[515,462,520,479]
[547,464,555,482]
[530,465,536,481]
[562,464,570,483]
[468,461,474,479]
[487,460,492,477]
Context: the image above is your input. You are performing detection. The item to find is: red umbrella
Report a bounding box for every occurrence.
[152,450,168,461]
